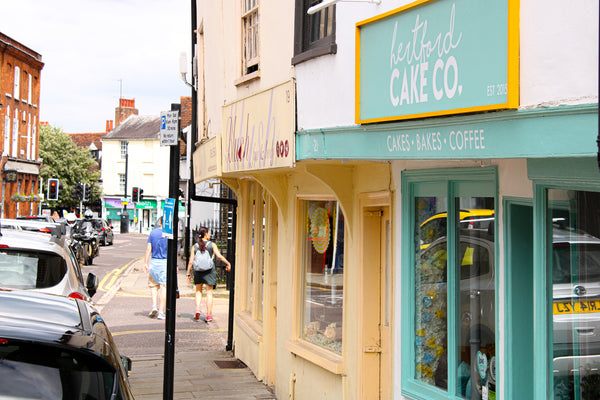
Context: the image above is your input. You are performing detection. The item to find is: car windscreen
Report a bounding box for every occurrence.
[0,249,67,289]
[553,243,600,285]
[0,340,116,400]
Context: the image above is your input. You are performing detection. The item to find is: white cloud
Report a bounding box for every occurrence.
[1,0,191,132]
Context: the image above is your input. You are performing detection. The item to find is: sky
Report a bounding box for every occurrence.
[1,0,191,133]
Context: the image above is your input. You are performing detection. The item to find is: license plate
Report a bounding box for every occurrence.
[553,300,600,314]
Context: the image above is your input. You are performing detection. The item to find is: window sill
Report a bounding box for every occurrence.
[234,70,261,86]
[291,42,337,65]
[235,311,263,343]
[286,339,343,374]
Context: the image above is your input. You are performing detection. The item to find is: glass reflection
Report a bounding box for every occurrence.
[414,196,496,399]
[550,189,600,400]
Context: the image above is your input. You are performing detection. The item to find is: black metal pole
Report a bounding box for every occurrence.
[120,143,129,233]
[163,104,181,400]
[186,0,198,268]
[226,202,237,351]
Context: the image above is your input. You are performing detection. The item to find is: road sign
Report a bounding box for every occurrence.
[162,198,175,239]
[160,111,179,146]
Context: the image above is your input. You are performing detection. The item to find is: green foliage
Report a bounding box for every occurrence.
[39,124,102,209]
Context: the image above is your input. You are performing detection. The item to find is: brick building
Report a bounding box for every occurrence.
[0,32,44,218]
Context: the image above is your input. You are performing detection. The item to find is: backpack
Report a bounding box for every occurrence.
[192,242,215,272]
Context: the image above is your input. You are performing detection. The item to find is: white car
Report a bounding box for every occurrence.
[0,223,97,301]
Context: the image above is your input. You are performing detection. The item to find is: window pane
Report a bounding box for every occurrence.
[302,200,344,354]
[456,197,496,399]
[0,250,67,289]
[414,196,448,389]
[550,189,600,400]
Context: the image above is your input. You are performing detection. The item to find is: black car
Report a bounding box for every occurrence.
[0,290,134,399]
[95,218,114,246]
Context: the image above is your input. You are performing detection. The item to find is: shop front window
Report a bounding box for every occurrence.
[404,169,496,400]
[549,189,600,400]
[301,200,344,354]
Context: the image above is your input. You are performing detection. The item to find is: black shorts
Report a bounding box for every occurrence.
[193,267,217,287]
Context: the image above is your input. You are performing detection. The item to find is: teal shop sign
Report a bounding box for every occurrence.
[356,0,519,124]
[297,105,598,160]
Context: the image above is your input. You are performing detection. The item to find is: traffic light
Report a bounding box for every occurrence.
[71,183,83,200]
[132,187,139,203]
[139,188,144,201]
[82,183,90,202]
[47,178,59,201]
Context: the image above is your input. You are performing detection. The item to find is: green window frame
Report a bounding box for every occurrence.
[401,167,498,400]
[530,157,600,399]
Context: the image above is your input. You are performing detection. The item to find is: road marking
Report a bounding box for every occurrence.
[112,328,227,336]
[99,257,142,292]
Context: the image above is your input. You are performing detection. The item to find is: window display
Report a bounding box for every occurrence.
[301,200,345,354]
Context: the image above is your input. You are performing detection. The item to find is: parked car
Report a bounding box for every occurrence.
[0,290,134,399]
[16,214,56,223]
[419,209,495,249]
[552,228,600,379]
[94,218,114,246]
[0,224,98,301]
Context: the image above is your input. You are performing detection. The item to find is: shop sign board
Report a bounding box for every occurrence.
[356,0,519,124]
[193,135,222,183]
[105,198,135,210]
[222,80,296,173]
[105,198,157,210]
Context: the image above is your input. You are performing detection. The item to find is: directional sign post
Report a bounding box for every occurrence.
[162,104,181,400]
[160,111,179,146]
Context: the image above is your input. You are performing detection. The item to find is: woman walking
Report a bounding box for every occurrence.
[187,227,231,321]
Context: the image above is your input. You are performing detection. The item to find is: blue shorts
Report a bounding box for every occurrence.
[149,258,167,285]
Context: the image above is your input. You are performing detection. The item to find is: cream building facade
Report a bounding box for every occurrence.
[193,1,599,399]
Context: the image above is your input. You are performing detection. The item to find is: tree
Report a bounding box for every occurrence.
[39,124,101,210]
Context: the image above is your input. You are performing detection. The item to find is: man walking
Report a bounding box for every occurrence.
[144,216,168,320]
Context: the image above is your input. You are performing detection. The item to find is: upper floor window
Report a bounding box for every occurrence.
[120,141,128,160]
[242,0,259,75]
[14,66,20,100]
[292,0,336,65]
[119,174,126,193]
[4,105,10,153]
[27,73,32,104]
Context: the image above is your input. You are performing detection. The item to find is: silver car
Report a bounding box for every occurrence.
[0,224,97,301]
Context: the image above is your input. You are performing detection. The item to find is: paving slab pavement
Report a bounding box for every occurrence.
[110,257,277,399]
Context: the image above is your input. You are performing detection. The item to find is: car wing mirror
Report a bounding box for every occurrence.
[86,273,99,297]
[121,356,133,375]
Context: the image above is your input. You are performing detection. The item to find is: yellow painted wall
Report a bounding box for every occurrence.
[227,160,392,399]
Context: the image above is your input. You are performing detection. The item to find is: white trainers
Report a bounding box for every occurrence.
[148,307,158,318]
[157,312,166,320]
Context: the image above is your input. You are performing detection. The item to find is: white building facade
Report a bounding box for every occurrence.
[101,115,171,233]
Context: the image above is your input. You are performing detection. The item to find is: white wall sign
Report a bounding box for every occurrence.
[160,111,179,146]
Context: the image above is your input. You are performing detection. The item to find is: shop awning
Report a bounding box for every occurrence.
[3,160,40,175]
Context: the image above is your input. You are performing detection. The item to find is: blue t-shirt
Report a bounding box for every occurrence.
[148,228,168,259]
